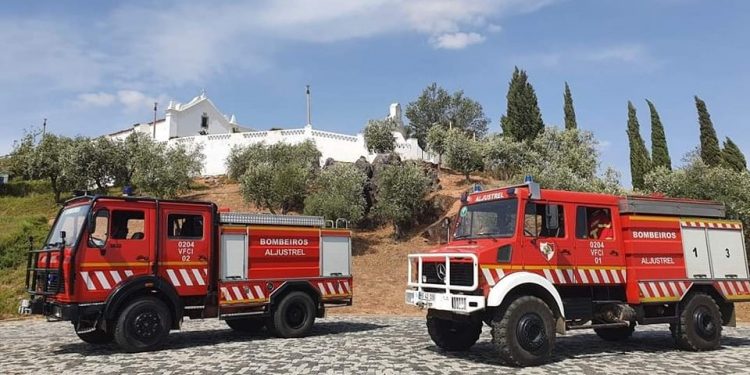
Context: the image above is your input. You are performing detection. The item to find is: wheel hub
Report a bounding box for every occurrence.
[693,306,717,339]
[133,311,161,339]
[516,313,547,353]
[286,303,306,329]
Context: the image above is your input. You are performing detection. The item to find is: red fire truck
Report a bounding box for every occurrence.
[406,179,750,366]
[19,195,353,352]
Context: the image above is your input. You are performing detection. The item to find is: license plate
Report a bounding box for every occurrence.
[418,292,435,301]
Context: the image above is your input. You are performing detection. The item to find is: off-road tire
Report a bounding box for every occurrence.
[75,326,114,344]
[226,317,265,334]
[114,297,172,353]
[673,292,722,351]
[491,296,555,367]
[594,322,635,341]
[426,310,482,351]
[268,291,316,338]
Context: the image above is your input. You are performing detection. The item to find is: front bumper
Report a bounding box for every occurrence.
[405,290,485,314]
[19,298,102,321]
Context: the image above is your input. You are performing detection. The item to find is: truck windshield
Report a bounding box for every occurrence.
[454,199,518,239]
[46,205,89,247]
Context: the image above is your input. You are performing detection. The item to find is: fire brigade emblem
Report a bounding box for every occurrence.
[539,242,555,261]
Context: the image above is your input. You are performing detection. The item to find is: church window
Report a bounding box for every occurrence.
[201,113,209,130]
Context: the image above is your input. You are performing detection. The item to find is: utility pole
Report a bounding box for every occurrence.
[152,102,158,139]
[306,85,312,126]
[42,118,47,137]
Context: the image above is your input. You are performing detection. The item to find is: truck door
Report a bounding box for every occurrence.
[160,205,212,296]
[78,202,155,300]
[573,206,626,285]
[521,201,576,284]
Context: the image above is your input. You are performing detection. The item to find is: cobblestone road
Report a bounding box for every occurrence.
[1,316,749,374]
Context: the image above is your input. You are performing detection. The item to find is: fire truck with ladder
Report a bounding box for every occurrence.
[405,178,750,366]
[19,195,353,352]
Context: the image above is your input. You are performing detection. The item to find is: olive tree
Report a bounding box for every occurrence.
[426,125,448,171]
[304,163,367,224]
[444,129,483,181]
[373,163,431,239]
[363,119,396,154]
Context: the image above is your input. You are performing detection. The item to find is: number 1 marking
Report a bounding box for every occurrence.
[692,247,698,257]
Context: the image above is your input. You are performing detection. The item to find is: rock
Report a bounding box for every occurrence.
[323,157,336,168]
[354,156,373,179]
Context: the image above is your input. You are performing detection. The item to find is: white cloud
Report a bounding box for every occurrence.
[583,44,649,64]
[76,92,116,107]
[513,43,659,69]
[75,90,169,113]
[431,32,486,49]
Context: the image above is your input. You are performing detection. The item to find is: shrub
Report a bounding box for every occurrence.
[304,164,367,224]
[373,163,431,239]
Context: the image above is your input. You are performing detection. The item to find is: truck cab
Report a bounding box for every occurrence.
[406,180,749,366]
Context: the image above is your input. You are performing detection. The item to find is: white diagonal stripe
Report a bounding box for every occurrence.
[639,283,651,298]
[109,270,122,284]
[179,269,194,286]
[80,272,96,290]
[481,268,496,286]
[342,281,351,294]
[254,285,265,299]
[566,270,576,284]
[192,269,206,286]
[221,287,232,301]
[611,270,621,283]
[577,270,589,283]
[495,268,505,279]
[203,268,208,277]
[727,281,737,295]
[667,282,679,297]
[542,269,554,283]
[717,282,729,296]
[337,282,345,294]
[318,282,327,296]
[124,270,134,277]
[600,270,611,284]
[555,270,566,284]
[590,270,600,283]
[232,286,244,300]
[245,287,255,300]
[658,282,670,297]
[95,271,111,289]
[327,282,336,295]
[166,269,181,286]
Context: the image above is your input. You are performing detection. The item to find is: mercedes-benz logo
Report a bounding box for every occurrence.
[436,264,447,281]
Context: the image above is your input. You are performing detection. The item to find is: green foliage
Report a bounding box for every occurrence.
[563,82,577,130]
[0,180,51,197]
[373,163,431,239]
[646,99,672,170]
[500,67,544,142]
[0,215,49,269]
[363,119,396,154]
[405,83,489,149]
[304,164,367,224]
[695,96,722,167]
[64,137,122,192]
[484,128,623,194]
[626,101,652,190]
[7,131,37,180]
[233,141,321,214]
[444,129,483,181]
[721,137,747,172]
[426,125,448,167]
[644,155,750,244]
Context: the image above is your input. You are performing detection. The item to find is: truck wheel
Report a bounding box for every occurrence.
[491,296,555,367]
[269,291,316,338]
[75,327,114,344]
[426,311,482,351]
[594,322,635,341]
[226,317,265,334]
[673,293,722,351]
[114,297,172,352]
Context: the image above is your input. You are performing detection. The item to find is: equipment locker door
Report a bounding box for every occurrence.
[680,227,713,279]
[707,228,748,279]
[160,205,212,295]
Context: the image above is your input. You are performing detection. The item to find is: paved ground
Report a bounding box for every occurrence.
[1,316,750,374]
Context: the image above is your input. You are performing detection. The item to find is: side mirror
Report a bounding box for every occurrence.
[88,209,109,249]
[545,205,559,230]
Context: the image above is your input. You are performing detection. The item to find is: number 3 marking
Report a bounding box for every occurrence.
[726,248,731,258]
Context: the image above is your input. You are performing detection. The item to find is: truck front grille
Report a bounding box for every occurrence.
[422,262,474,287]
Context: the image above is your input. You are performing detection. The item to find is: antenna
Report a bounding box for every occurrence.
[306,85,312,126]
[153,102,158,139]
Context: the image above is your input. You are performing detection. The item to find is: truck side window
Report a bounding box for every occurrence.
[110,210,145,240]
[168,214,204,239]
[524,202,565,238]
[576,206,613,240]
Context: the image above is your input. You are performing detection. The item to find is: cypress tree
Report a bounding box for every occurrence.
[500,67,544,142]
[646,99,671,170]
[626,101,652,190]
[563,82,577,130]
[721,137,747,172]
[694,96,722,167]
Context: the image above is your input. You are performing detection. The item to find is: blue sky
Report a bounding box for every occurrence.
[1,0,748,187]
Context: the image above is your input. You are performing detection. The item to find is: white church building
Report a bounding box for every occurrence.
[108,93,430,176]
